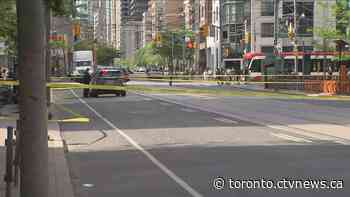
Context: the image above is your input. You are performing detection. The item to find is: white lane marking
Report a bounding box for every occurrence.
[270,133,313,143]
[180,108,197,113]
[70,90,203,197]
[143,98,153,101]
[333,140,348,145]
[82,183,95,188]
[213,117,238,124]
[159,102,172,106]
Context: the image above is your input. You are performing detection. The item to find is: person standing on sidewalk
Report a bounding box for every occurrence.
[82,68,91,98]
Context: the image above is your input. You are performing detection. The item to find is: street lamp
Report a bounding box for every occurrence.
[290,12,306,74]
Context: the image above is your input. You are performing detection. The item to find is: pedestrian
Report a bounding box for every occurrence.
[203,69,207,81]
[2,69,7,80]
[328,65,333,80]
[82,68,91,98]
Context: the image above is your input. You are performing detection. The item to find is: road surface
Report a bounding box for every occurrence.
[52,87,350,197]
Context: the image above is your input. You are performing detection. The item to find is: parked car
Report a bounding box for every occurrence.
[88,68,127,97]
[136,67,146,72]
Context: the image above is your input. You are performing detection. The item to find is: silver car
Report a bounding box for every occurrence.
[89,68,127,97]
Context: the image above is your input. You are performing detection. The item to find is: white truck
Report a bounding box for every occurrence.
[71,50,94,77]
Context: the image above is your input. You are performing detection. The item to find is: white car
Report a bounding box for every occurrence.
[137,67,146,72]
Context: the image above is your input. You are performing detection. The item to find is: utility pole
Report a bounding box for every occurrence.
[273,0,279,53]
[182,35,186,72]
[17,0,48,197]
[169,33,174,86]
[293,0,298,74]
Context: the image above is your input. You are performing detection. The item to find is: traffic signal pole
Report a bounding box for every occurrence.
[273,0,279,53]
[293,0,298,74]
[17,0,49,197]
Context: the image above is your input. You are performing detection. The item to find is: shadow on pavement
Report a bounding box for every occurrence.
[66,144,350,197]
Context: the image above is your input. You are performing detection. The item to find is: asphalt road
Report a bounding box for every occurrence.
[53,88,350,197]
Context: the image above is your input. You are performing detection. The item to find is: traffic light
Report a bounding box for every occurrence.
[223,48,229,57]
[244,32,250,43]
[186,39,193,48]
[199,24,209,37]
[287,22,295,40]
[73,23,80,41]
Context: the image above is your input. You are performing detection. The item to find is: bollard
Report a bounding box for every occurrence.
[5,126,14,197]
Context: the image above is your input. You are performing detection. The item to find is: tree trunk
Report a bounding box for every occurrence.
[17,0,48,197]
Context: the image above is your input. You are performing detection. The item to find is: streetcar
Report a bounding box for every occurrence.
[243,51,350,78]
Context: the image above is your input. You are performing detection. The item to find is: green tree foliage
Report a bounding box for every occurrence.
[0,0,73,55]
[116,58,136,68]
[134,28,195,69]
[73,39,95,51]
[96,45,120,66]
[134,42,163,67]
[0,0,17,54]
[315,0,350,49]
[46,0,73,16]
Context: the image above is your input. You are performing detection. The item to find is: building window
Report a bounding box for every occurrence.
[216,29,219,41]
[261,0,274,16]
[216,6,219,22]
[261,23,274,37]
[261,46,274,53]
[201,5,204,18]
[223,31,228,40]
[215,29,217,40]
[223,2,244,24]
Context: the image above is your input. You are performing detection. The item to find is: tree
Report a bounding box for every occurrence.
[17,0,48,197]
[73,39,95,51]
[315,0,350,49]
[134,42,163,67]
[96,45,120,66]
[47,0,73,17]
[134,28,195,72]
[0,0,17,54]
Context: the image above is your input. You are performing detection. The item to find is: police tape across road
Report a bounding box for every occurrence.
[0,80,323,88]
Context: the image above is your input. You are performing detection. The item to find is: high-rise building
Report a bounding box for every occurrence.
[91,0,108,44]
[198,0,212,73]
[112,0,121,49]
[215,0,336,71]
[207,0,221,73]
[75,0,91,40]
[147,0,183,40]
[120,0,130,58]
[130,0,148,21]
[121,20,143,59]
[121,0,130,24]
[142,11,153,47]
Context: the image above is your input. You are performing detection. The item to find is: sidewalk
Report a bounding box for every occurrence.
[229,83,308,95]
[0,104,74,197]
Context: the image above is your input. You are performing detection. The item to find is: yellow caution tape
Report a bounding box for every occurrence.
[0,80,324,89]
[0,80,19,86]
[0,116,89,123]
[55,117,90,123]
